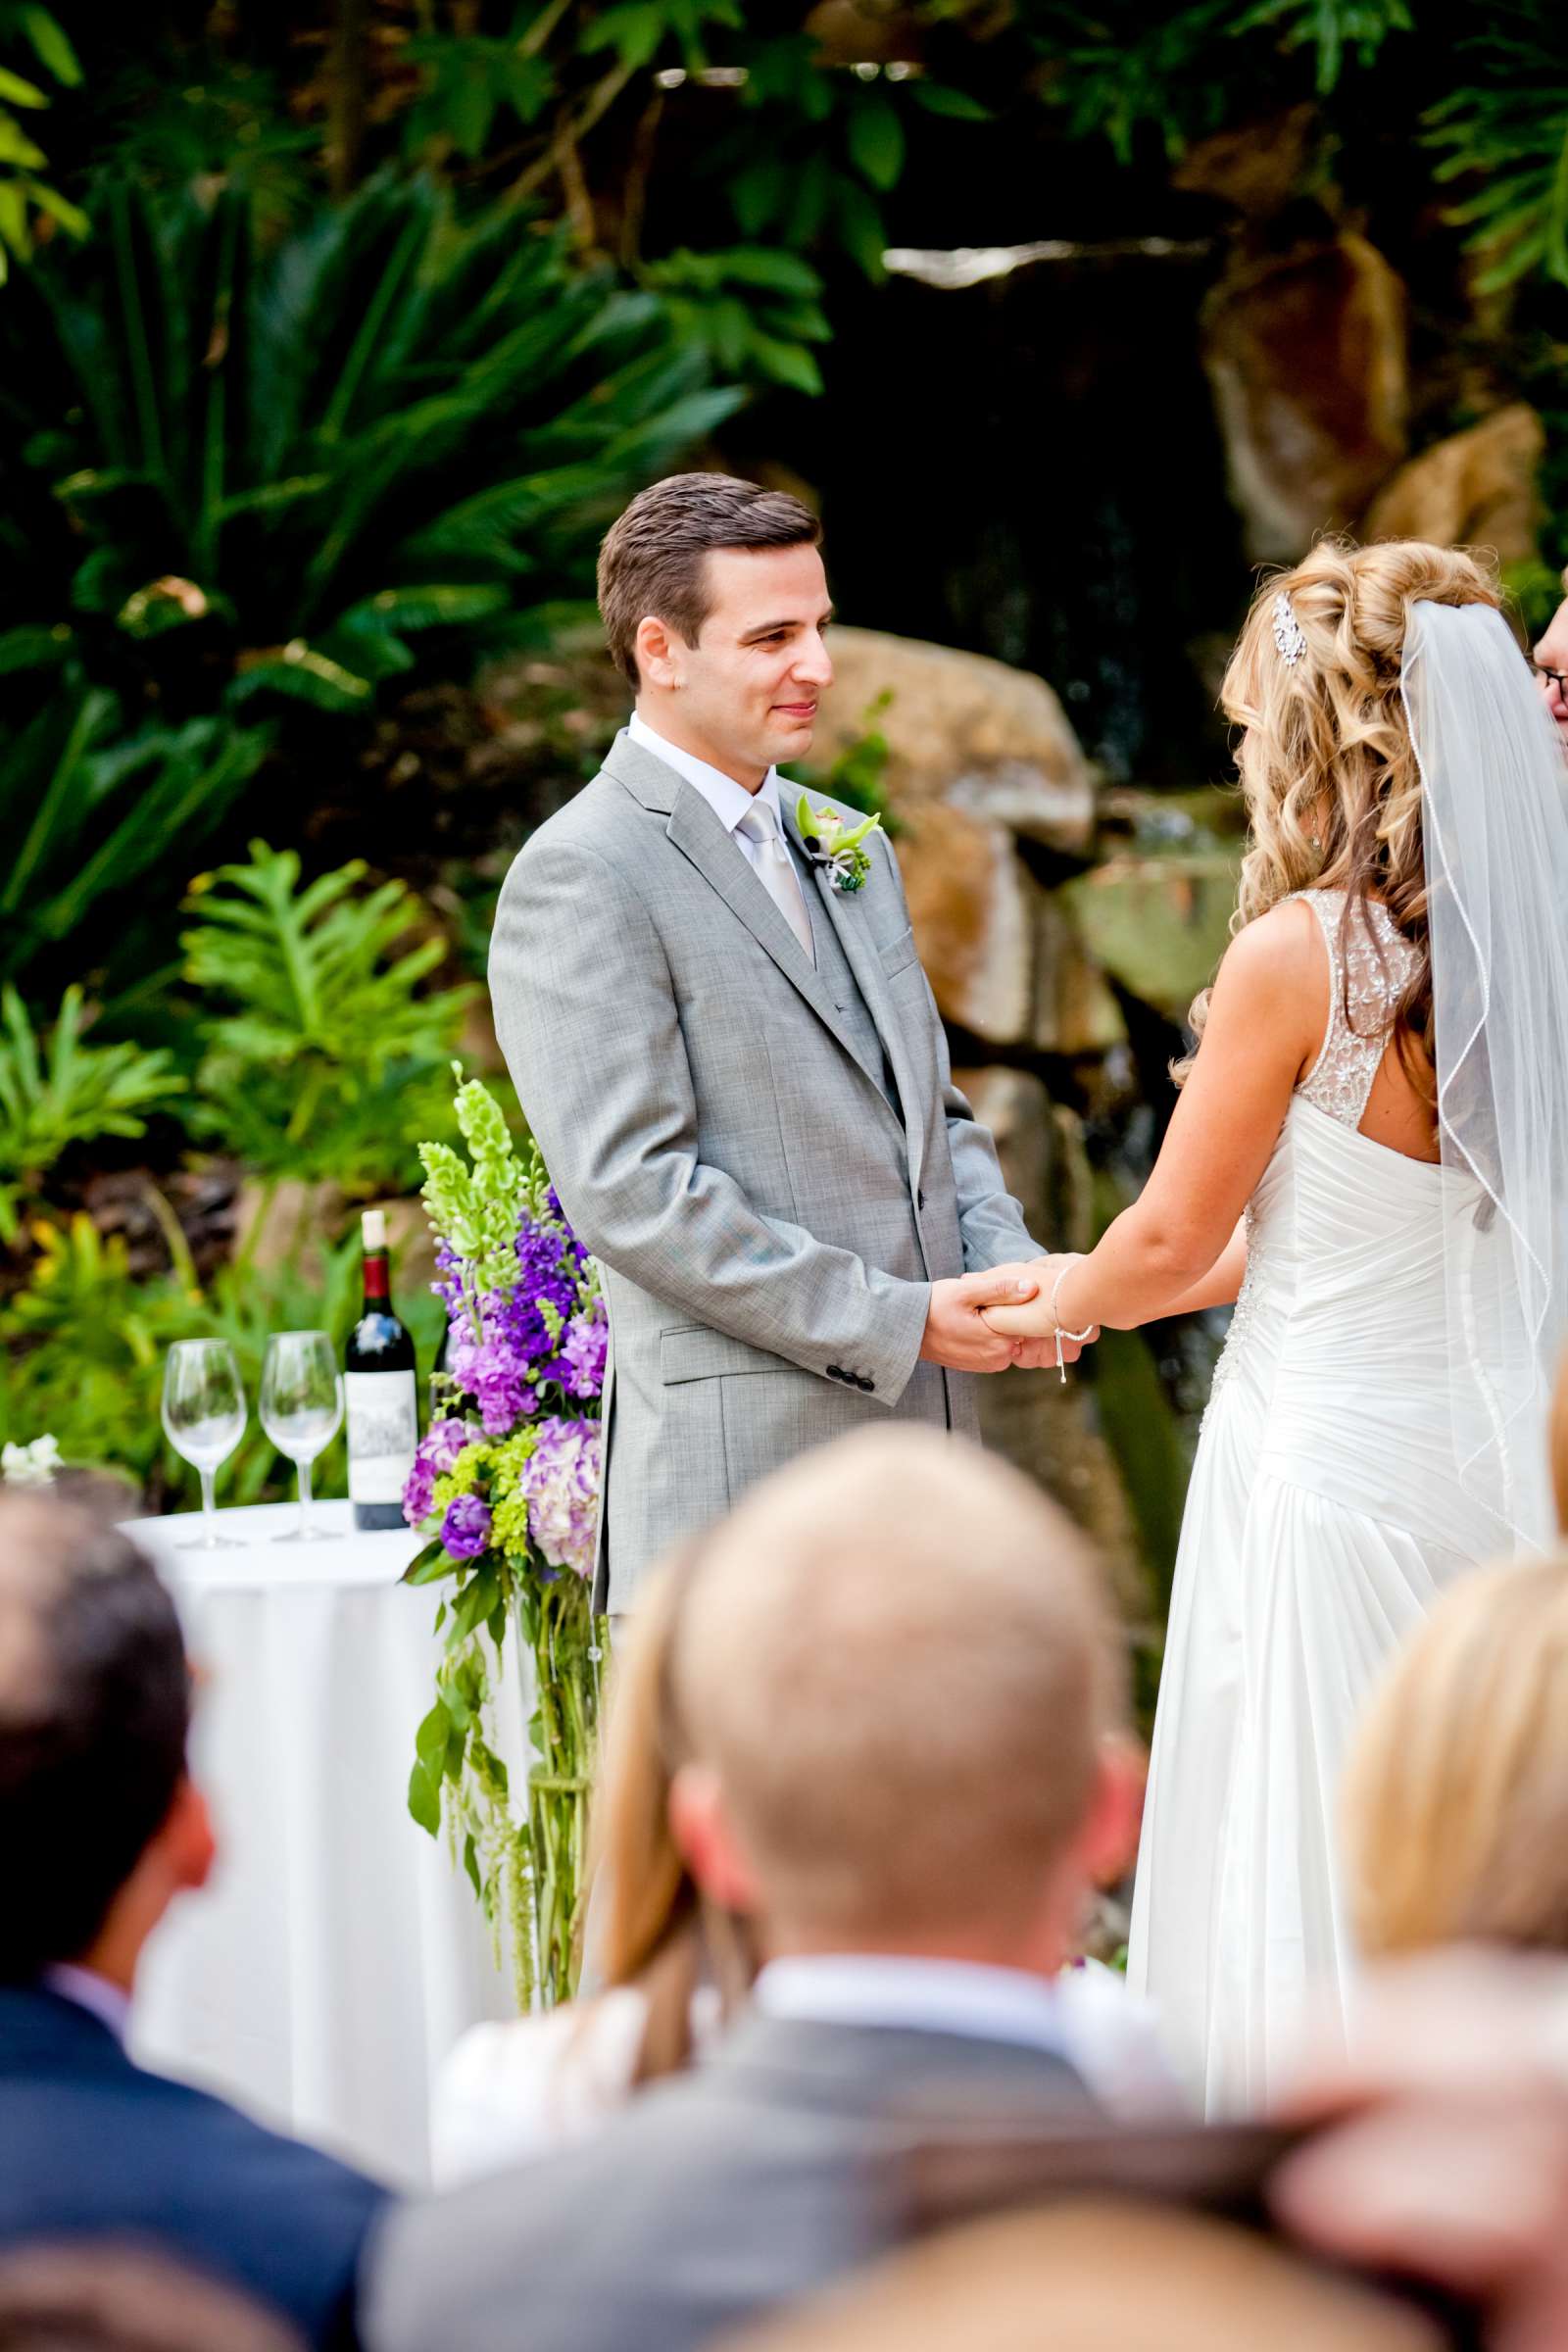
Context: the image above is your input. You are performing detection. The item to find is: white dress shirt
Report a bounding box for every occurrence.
[625,711,814,945]
[755,1953,1187,2117]
[43,1961,132,2044]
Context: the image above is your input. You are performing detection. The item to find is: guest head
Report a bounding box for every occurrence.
[0,1494,213,1991]
[597,471,831,779]
[666,1429,1135,1975]
[587,1540,753,2082]
[1343,1553,1568,1959]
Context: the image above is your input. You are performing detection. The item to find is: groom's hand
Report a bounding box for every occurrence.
[919,1266,1041,1374]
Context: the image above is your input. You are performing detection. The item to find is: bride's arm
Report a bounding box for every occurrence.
[1150,1218,1249,1317]
[986,902,1322,1339]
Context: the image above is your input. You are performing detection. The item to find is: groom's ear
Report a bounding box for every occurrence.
[635,612,685,693]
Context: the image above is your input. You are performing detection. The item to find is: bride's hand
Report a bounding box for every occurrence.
[981,1253,1080,1341]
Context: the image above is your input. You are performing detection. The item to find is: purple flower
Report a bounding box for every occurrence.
[514,1417,601,1581]
[441,1494,493,1560]
[402,1417,477,1529]
[561,1308,608,1400]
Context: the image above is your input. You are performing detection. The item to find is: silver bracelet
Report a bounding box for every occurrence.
[1050,1256,1095,1385]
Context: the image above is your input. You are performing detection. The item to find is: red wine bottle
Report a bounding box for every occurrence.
[345,1209,417,1531]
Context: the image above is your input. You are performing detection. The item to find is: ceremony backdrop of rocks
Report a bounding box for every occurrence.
[2,0,1562,1702]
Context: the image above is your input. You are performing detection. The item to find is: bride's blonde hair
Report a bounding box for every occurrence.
[1181,537,1503,1081]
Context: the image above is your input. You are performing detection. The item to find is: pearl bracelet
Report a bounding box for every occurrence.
[1050,1255,1095,1384]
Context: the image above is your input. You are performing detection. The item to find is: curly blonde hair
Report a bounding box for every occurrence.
[1181,537,1503,1084]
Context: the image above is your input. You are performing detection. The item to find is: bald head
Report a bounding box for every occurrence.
[671,1431,1117,1944]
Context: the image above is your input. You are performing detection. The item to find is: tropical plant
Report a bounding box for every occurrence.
[0,984,184,1242]
[0,172,743,723]
[180,842,475,1201]
[0,679,271,998]
[1426,7,1568,289]
[0,3,86,281]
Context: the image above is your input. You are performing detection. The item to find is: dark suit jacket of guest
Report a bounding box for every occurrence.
[0,1985,389,2351]
[363,2011,1100,2352]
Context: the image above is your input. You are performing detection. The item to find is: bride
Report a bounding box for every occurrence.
[986,538,1568,2112]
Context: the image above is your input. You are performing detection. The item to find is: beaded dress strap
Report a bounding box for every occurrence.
[1295,889,1416,1131]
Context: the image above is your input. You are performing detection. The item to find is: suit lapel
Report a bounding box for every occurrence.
[607,734,892,1105]
[784,796,927,1193]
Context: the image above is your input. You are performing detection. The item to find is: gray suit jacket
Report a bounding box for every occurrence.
[489,732,1042,1609]
[362,2012,1098,2352]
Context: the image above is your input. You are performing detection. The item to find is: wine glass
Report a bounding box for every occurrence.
[162,1340,247,1550]
[260,1331,344,1544]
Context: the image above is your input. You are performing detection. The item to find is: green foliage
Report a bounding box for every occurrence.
[0,4,87,283]
[0,1211,442,1505]
[0,985,184,1242]
[1027,0,1412,160]
[1426,9,1568,289]
[180,842,475,1194]
[784,690,900,832]
[0,682,271,997]
[417,1075,533,1305]
[0,172,743,717]
[640,245,830,395]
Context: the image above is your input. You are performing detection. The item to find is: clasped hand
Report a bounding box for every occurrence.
[919,1256,1098,1375]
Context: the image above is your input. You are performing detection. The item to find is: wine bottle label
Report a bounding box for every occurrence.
[344,1371,417,1504]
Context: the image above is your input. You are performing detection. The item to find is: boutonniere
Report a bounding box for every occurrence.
[795,796,884,895]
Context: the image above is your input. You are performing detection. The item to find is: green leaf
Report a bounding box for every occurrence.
[462,1831,481,1897]
[415,1699,451,1773]
[847,98,906,193]
[0,67,47,109]
[912,82,991,121]
[408,1757,441,1836]
[18,7,82,87]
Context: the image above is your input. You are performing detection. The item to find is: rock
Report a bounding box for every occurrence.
[1035,893,1126,1056]
[1201,233,1408,561]
[1362,402,1544,566]
[956,1069,1096,1256]
[816,625,1096,855]
[1063,854,1239,1022]
[1172,105,1318,218]
[895,803,1033,1045]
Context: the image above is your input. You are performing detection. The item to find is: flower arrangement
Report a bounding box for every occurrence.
[402,1073,608,2008]
[795,795,884,893]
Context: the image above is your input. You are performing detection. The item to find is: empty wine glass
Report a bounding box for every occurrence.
[162,1340,247,1550]
[261,1331,344,1544]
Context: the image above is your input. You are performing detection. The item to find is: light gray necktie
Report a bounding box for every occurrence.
[737,798,815,965]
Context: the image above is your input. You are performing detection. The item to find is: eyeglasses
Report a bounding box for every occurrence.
[1534,662,1568,696]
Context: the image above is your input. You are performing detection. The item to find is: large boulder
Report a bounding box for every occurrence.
[815,626,1096,854]
[1064,854,1239,1023]
[1362,403,1544,565]
[1201,232,1408,561]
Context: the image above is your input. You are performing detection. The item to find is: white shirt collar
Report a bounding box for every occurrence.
[626,710,784,837]
[754,1955,1073,2062]
[42,1963,132,2045]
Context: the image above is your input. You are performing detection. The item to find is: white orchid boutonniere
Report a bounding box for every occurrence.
[795,796,884,895]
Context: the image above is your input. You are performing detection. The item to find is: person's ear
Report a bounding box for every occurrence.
[668,1763,760,1913]
[1077,1734,1146,1889]
[161,1775,218,1896]
[635,613,686,694]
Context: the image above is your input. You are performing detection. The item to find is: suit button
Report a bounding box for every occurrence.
[856,1375,873,1393]
[916,1189,926,1211]
[826,1364,845,1382]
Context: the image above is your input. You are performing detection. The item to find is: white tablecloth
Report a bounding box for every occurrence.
[126,1501,523,2190]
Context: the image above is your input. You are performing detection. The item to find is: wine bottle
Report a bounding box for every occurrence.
[345,1208,417,1531]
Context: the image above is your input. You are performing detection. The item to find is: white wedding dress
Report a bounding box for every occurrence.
[1126,887,1537,2115]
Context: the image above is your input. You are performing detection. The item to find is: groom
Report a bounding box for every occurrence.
[489,473,1080,1615]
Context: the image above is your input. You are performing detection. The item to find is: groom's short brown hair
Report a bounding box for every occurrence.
[598,471,821,687]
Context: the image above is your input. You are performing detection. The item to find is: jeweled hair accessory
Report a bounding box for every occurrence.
[1272,589,1306,666]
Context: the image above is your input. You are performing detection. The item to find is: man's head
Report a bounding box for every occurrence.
[1534,583,1568,747]
[0,1494,212,1987]
[667,1430,1134,1973]
[597,472,833,785]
